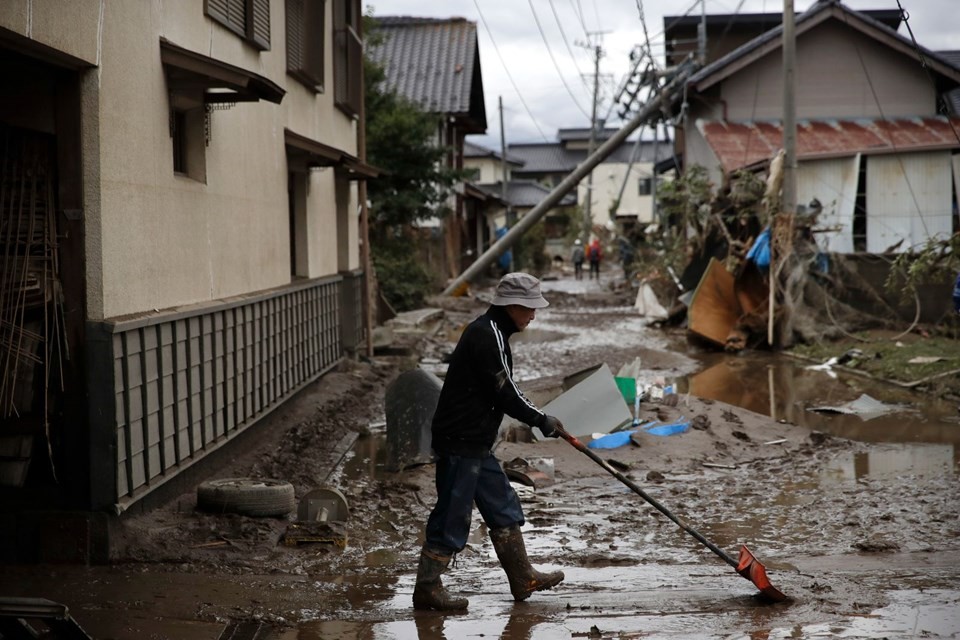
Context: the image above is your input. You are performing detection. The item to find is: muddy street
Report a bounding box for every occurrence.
[4,272,960,639]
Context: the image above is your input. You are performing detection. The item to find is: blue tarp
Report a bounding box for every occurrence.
[586,417,690,449]
[496,227,512,271]
[746,227,771,271]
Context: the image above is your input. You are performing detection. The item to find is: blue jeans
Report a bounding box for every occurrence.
[424,453,525,555]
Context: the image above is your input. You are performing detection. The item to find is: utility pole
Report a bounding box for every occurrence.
[499,96,513,271]
[441,63,696,296]
[770,0,798,346]
[781,0,797,216]
[651,122,659,224]
[583,41,603,241]
[698,0,707,65]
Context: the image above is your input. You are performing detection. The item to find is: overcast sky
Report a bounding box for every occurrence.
[364,0,959,150]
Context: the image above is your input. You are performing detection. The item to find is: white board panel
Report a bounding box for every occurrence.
[866,152,953,253]
[797,155,860,253]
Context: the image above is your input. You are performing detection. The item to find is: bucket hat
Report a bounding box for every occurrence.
[491,272,549,309]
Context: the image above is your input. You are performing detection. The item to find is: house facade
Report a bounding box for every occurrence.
[508,128,674,235]
[0,0,373,558]
[367,16,488,276]
[666,1,960,253]
[463,140,576,263]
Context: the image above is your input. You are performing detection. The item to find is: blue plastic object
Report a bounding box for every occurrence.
[587,430,635,449]
[746,227,771,271]
[644,418,689,437]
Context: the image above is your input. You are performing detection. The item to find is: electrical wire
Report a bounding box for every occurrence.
[840,8,930,239]
[472,0,549,142]
[569,0,589,39]
[547,0,590,91]
[527,0,590,117]
[634,0,654,64]
[895,0,960,144]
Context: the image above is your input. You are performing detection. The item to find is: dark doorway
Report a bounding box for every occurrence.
[0,48,86,508]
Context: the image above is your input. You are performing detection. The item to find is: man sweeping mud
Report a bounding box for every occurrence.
[413,272,565,611]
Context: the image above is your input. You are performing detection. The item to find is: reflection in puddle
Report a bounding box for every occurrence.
[676,353,960,476]
[774,588,960,639]
[821,444,956,481]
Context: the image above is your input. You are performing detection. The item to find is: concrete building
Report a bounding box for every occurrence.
[0,0,374,560]
[507,128,674,234]
[463,141,576,262]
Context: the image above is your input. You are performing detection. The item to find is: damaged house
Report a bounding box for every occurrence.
[666,0,960,254]
[658,0,960,346]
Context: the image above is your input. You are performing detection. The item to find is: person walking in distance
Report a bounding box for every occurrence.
[587,238,602,280]
[413,272,566,610]
[570,239,585,280]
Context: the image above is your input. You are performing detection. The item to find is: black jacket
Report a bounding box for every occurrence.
[431,305,546,456]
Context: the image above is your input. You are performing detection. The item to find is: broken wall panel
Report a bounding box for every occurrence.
[797,154,860,253]
[866,151,954,252]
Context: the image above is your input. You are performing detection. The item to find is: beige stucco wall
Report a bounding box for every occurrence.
[721,21,935,121]
[578,161,658,227]
[3,0,361,320]
[683,18,936,185]
[464,156,507,184]
[0,0,102,65]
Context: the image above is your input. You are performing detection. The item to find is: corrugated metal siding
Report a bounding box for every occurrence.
[93,276,347,509]
[700,117,960,173]
[797,155,860,253]
[866,152,953,252]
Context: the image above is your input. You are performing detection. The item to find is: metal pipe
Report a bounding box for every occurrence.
[441,63,694,296]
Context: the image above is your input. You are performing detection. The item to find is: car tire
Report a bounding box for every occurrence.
[196,478,296,517]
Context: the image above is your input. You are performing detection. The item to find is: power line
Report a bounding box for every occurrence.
[634,0,654,64]
[472,0,549,142]
[895,0,960,144]
[528,0,591,118]
[547,0,590,91]
[568,0,589,38]
[840,8,930,237]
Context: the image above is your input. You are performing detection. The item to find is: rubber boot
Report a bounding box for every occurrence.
[412,547,469,611]
[490,525,564,601]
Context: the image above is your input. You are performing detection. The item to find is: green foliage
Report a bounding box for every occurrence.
[884,233,960,300]
[364,16,467,307]
[792,334,960,386]
[372,234,434,312]
[364,57,461,235]
[653,165,715,270]
[656,165,713,236]
[564,206,586,244]
[728,169,765,221]
[512,221,549,273]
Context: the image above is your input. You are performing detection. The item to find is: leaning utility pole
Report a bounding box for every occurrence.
[583,42,602,239]
[499,96,513,270]
[441,62,696,296]
[698,0,707,64]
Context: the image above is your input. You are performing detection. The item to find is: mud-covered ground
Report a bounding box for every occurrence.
[4,271,960,639]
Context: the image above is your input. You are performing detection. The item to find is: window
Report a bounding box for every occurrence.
[463,167,480,181]
[206,0,271,51]
[161,38,285,181]
[286,0,325,90]
[171,111,187,174]
[638,176,653,196]
[169,101,207,182]
[333,0,362,116]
